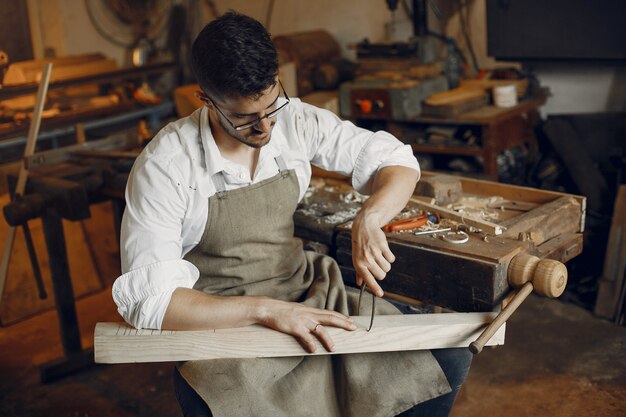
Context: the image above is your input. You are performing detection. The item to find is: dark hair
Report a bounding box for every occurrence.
[191,12,278,100]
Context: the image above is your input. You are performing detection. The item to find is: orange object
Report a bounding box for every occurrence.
[382,214,428,233]
[382,213,440,232]
[388,217,429,232]
[357,99,373,114]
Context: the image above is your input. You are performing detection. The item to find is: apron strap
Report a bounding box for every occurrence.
[275,154,288,172]
[211,171,227,193]
[211,155,288,193]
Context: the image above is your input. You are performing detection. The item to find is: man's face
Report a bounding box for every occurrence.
[209,83,281,149]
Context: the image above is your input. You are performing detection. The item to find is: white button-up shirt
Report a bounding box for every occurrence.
[113,98,420,329]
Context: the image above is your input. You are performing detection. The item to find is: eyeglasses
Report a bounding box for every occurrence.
[206,80,290,131]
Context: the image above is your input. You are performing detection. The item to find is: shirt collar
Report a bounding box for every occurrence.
[199,106,226,177]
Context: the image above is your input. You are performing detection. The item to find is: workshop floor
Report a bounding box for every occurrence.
[0,202,625,417]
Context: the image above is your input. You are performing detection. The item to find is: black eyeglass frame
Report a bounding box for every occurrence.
[207,80,290,131]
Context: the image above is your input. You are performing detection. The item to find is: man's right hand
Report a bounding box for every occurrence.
[256,299,357,353]
[162,288,356,353]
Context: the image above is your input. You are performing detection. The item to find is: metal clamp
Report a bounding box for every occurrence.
[442,230,469,244]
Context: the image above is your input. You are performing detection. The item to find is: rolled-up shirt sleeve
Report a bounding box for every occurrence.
[294,101,419,194]
[112,259,199,329]
[113,147,199,329]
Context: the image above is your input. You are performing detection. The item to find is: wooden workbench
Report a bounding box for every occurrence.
[295,169,585,312]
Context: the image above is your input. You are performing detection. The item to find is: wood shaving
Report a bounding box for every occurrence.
[339,190,368,204]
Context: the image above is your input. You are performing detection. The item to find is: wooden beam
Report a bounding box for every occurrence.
[0,63,52,303]
[24,133,139,169]
[500,197,582,244]
[71,149,141,159]
[595,185,626,321]
[94,313,505,364]
[408,197,504,235]
[534,233,583,263]
[421,171,586,207]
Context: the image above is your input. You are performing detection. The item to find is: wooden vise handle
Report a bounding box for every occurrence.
[469,254,567,354]
[469,282,532,354]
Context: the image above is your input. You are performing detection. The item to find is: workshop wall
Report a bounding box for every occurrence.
[27,0,123,63]
[26,0,442,73]
[529,63,626,115]
[444,0,626,115]
[28,0,398,66]
[25,0,625,114]
[195,0,393,60]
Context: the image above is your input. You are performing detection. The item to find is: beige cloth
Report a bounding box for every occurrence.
[179,157,450,417]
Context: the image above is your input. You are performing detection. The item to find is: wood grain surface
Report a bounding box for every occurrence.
[95,313,505,363]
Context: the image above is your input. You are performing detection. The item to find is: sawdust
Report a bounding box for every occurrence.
[448,195,505,222]
[295,202,360,225]
[319,207,360,224]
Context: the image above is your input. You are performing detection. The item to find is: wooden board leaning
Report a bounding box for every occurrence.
[94,313,505,364]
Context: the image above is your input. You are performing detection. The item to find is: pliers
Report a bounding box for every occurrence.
[381,213,439,233]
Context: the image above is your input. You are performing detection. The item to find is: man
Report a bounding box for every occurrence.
[113,11,471,417]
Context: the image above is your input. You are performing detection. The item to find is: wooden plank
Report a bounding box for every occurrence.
[387,232,527,264]
[421,95,488,118]
[414,175,463,205]
[500,197,582,244]
[94,313,505,363]
[25,133,139,169]
[71,149,141,160]
[408,197,504,235]
[534,233,583,263]
[424,87,487,106]
[595,185,626,320]
[422,171,586,210]
[454,95,545,125]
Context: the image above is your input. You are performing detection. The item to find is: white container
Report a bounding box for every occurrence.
[493,85,518,108]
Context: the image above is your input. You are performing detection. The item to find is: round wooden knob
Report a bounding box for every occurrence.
[533,259,568,298]
[508,254,541,288]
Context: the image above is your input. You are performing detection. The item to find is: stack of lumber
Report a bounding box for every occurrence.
[2,54,118,111]
[595,185,626,324]
[422,87,488,118]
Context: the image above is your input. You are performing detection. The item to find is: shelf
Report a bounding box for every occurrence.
[384,95,548,127]
[0,61,178,100]
[411,144,482,156]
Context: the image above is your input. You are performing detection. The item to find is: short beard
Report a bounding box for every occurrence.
[217,116,272,149]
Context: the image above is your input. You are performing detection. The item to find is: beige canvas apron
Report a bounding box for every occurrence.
[179,155,450,417]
